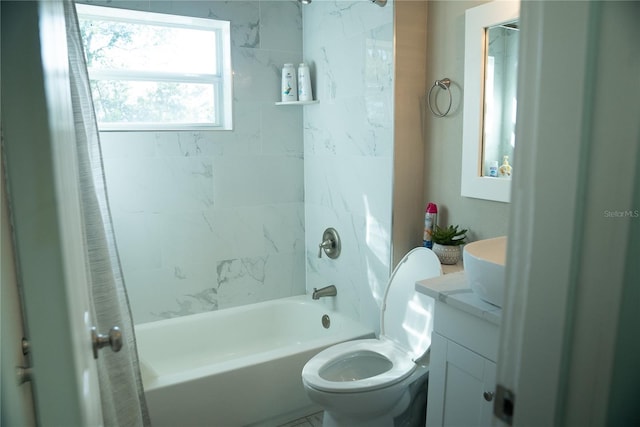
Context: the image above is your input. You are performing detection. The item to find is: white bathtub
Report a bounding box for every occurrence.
[135,295,374,427]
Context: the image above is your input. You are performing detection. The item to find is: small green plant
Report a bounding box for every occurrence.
[432,225,467,246]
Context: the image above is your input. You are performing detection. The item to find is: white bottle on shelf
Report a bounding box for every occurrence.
[297,63,313,102]
[489,161,499,177]
[281,63,297,102]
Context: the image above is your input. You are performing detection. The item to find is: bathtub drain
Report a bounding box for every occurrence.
[321,314,331,329]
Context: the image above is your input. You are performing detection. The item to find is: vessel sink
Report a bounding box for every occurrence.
[463,236,507,307]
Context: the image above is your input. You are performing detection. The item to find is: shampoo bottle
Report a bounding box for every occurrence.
[281,63,297,102]
[423,203,438,249]
[297,63,313,101]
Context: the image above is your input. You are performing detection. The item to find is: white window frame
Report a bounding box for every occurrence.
[76,4,233,131]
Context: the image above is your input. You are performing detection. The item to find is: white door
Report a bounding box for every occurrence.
[1,144,37,427]
[1,1,103,425]
[496,1,640,426]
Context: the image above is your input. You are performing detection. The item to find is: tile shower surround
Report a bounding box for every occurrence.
[97,0,305,324]
[96,0,395,332]
[303,0,394,334]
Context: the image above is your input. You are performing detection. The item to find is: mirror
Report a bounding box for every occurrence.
[461,0,520,203]
[483,22,519,178]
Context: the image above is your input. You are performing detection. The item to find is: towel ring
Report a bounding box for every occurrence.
[427,78,452,117]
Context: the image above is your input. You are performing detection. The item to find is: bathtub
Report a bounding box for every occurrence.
[135,295,374,427]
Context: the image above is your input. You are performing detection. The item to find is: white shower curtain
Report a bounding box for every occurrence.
[62,1,150,425]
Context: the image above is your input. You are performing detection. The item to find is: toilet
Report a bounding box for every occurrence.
[301,247,442,427]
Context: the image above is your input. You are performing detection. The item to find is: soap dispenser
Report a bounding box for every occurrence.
[499,155,512,177]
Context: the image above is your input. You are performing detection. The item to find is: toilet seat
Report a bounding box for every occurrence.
[302,247,442,398]
[302,338,416,393]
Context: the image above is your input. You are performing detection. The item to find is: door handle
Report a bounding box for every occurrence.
[91,326,123,359]
[16,366,33,385]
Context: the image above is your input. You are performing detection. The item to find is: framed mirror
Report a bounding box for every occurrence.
[461,0,519,203]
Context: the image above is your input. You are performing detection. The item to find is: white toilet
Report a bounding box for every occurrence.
[301,247,442,427]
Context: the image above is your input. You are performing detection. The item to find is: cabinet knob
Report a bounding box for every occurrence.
[483,391,495,402]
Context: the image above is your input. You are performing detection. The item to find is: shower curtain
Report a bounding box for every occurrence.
[62,1,150,425]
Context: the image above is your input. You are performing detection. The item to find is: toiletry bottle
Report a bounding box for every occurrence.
[423,203,438,249]
[281,63,297,102]
[297,63,313,102]
[489,161,499,177]
[499,155,512,177]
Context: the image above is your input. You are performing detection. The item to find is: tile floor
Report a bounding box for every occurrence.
[277,411,323,427]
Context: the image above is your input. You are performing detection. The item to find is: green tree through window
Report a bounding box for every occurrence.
[76,4,232,130]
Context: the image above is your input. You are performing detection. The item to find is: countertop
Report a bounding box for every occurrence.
[416,270,502,325]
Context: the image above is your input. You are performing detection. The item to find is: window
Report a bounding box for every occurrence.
[76,4,232,131]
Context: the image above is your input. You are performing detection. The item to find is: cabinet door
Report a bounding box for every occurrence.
[427,333,496,427]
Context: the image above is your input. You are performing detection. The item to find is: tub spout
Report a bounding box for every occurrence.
[312,285,337,300]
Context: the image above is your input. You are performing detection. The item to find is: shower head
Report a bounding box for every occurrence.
[298,0,311,4]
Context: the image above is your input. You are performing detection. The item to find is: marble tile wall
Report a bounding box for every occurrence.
[303,0,395,334]
[89,1,305,324]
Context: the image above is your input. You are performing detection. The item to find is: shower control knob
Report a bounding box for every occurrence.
[318,228,341,259]
[91,326,123,359]
[483,391,495,402]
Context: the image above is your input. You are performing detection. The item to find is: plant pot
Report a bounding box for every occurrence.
[432,243,462,265]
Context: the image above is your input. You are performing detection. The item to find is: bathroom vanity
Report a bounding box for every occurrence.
[416,272,501,427]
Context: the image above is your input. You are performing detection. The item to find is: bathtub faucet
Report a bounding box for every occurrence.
[312,285,337,300]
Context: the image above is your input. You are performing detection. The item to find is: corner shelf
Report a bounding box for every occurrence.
[275,100,319,106]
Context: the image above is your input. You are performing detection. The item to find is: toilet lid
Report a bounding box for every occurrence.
[380,247,442,361]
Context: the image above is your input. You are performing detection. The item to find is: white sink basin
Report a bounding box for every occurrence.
[463,236,507,307]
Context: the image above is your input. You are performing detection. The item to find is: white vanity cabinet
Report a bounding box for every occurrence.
[415,272,502,427]
[427,302,499,426]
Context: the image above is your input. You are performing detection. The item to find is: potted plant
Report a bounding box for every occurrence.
[431,224,467,265]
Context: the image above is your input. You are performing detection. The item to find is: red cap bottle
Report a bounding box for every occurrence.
[423,203,438,249]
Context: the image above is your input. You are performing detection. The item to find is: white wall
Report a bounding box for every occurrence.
[83,1,306,324]
[303,0,395,333]
[423,0,510,240]
[87,0,400,332]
